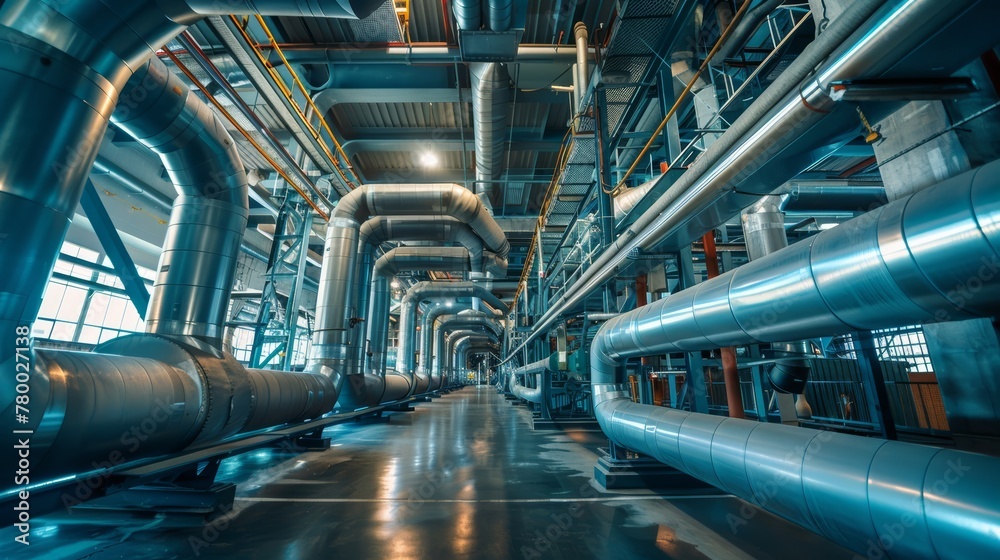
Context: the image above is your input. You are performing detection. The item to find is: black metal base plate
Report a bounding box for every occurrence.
[594,449,720,491]
[531,417,602,432]
[66,483,237,525]
[295,436,331,451]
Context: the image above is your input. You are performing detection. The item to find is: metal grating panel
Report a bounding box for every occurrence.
[348,1,404,43]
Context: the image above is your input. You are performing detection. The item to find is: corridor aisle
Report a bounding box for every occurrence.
[1,387,853,559]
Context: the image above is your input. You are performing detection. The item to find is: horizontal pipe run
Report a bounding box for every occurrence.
[505,0,980,365]
[590,160,1000,559]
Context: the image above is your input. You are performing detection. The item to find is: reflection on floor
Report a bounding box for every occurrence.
[1,387,854,559]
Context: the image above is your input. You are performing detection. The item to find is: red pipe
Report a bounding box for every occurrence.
[701,232,745,419]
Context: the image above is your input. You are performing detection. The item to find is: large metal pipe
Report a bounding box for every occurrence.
[450,335,497,386]
[445,330,498,387]
[590,161,1000,559]
[506,0,983,363]
[0,0,389,480]
[365,247,476,395]
[470,63,511,208]
[112,57,248,346]
[310,184,508,407]
[270,44,590,66]
[715,0,787,62]
[511,358,548,403]
[350,216,506,392]
[433,313,501,388]
[398,281,508,377]
[573,22,589,117]
[487,0,513,32]
[453,0,482,30]
[419,302,503,382]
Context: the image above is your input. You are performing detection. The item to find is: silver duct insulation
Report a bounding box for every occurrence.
[419,303,502,379]
[506,0,982,363]
[741,196,789,261]
[511,358,548,403]
[590,161,1000,558]
[372,246,473,277]
[184,0,384,19]
[470,63,511,206]
[445,330,499,386]
[451,337,497,386]
[775,182,887,213]
[573,22,589,116]
[714,0,787,61]
[487,0,513,32]
[433,314,501,387]
[0,0,383,480]
[243,368,339,431]
[349,216,506,402]
[398,281,508,377]
[453,0,482,30]
[113,57,248,345]
[312,183,509,393]
[363,247,476,402]
[512,373,543,403]
[613,176,663,220]
[26,349,202,477]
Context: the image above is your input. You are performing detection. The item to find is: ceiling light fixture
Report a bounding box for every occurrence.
[419,152,439,168]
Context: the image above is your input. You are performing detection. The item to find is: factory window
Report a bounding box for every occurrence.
[33,240,152,345]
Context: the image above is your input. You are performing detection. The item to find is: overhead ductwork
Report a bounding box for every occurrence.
[310,184,509,407]
[506,0,990,362]
[445,330,499,386]
[418,302,503,389]
[398,281,508,377]
[488,0,513,32]
[714,0,788,62]
[453,0,482,30]
[365,247,478,393]
[433,312,502,389]
[590,161,1000,558]
[112,58,247,346]
[470,63,511,209]
[348,216,508,395]
[613,176,665,220]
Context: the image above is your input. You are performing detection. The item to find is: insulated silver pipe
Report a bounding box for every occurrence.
[364,247,475,400]
[613,176,663,220]
[487,0,513,32]
[511,358,548,403]
[453,0,482,30]
[399,281,508,377]
[445,330,498,387]
[432,313,501,389]
[310,184,508,407]
[573,22,589,117]
[420,303,503,380]
[506,0,980,364]
[0,0,387,480]
[512,373,543,403]
[450,336,498,386]
[590,161,1000,559]
[350,216,506,388]
[184,0,384,18]
[470,63,511,207]
[113,58,248,346]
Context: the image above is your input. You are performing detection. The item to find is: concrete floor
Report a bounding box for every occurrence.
[2,387,854,559]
